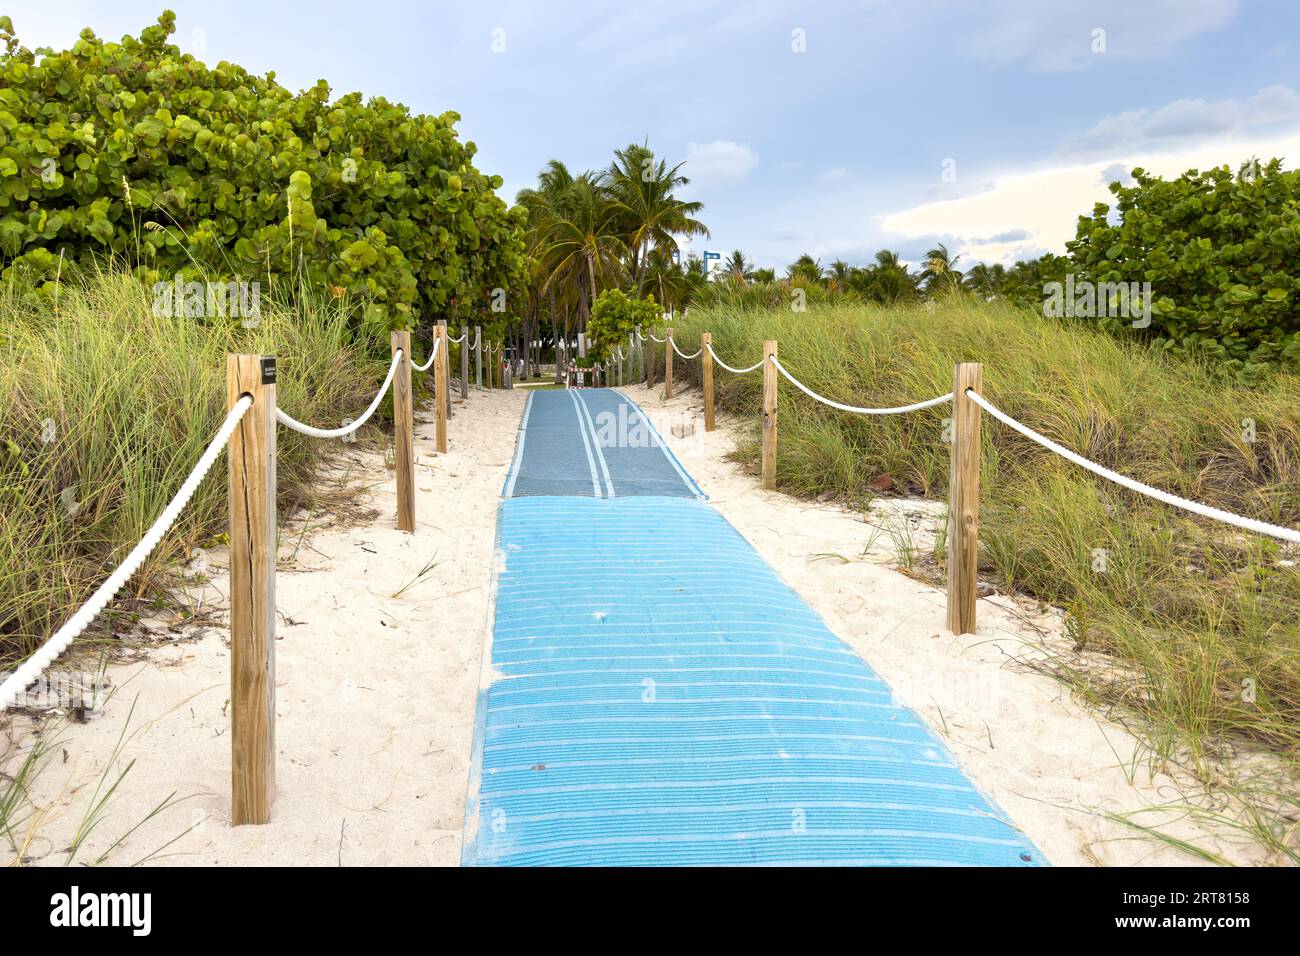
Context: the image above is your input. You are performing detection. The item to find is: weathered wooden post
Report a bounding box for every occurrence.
[947,362,983,636]
[437,320,452,420]
[460,323,469,400]
[475,324,482,389]
[761,340,778,490]
[637,327,645,384]
[647,331,656,386]
[434,324,449,452]
[702,331,715,432]
[665,326,674,399]
[227,353,277,825]
[391,331,415,531]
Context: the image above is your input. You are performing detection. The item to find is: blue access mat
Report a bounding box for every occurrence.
[502,389,702,499]
[461,493,1044,866]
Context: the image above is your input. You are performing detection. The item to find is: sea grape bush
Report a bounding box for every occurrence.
[1067,159,1300,379]
[0,12,527,332]
[586,288,661,363]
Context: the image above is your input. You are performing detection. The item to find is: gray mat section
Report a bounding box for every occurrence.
[505,389,701,499]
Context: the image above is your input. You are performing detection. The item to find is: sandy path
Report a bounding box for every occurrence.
[620,382,1269,867]
[4,386,524,867]
[4,378,1269,867]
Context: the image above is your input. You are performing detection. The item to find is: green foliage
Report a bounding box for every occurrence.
[1000,252,1071,309]
[0,12,526,332]
[586,288,660,361]
[1068,159,1300,378]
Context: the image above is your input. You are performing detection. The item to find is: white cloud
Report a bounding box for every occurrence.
[881,129,1300,267]
[875,83,1300,267]
[967,0,1238,72]
[684,141,759,190]
[1062,85,1300,157]
[818,167,849,184]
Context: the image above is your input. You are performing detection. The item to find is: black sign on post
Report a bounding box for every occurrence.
[260,357,276,385]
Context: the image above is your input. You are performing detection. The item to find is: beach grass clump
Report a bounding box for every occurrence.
[0,267,389,666]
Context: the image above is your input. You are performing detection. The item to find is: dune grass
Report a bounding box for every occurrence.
[0,268,390,668]
[669,298,1300,857]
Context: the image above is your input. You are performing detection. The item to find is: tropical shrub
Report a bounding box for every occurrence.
[586,288,660,361]
[0,12,526,333]
[1068,159,1300,379]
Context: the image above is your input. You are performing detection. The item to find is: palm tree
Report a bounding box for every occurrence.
[963,262,1006,299]
[751,267,776,284]
[519,163,628,334]
[826,259,855,292]
[873,249,904,271]
[920,242,963,296]
[723,249,752,283]
[642,246,692,314]
[607,143,709,296]
[843,249,917,304]
[787,253,823,283]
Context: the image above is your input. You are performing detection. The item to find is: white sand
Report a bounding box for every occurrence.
[4,387,521,867]
[3,379,1271,866]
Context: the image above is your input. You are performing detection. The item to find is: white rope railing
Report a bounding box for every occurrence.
[772,356,953,415]
[412,337,440,372]
[966,389,1300,545]
[649,333,667,343]
[669,337,702,360]
[0,396,254,710]
[276,350,402,439]
[450,331,468,344]
[705,342,764,375]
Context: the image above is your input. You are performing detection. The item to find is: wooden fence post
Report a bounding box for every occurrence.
[665,326,674,399]
[437,320,452,420]
[947,362,983,636]
[434,324,449,453]
[702,332,715,431]
[227,353,276,825]
[637,327,645,384]
[761,340,778,490]
[390,332,415,532]
[647,331,656,386]
[475,325,482,389]
[460,323,469,400]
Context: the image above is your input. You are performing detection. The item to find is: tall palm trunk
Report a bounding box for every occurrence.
[634,239,647,297]
[550,288,561,384]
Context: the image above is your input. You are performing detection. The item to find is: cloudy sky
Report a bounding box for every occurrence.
[11,1,1300,271]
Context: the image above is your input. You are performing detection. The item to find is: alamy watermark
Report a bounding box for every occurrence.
[2,669,107,714]
[1043,274,1152,329]
[152,276,261,326]
[591,404,698,448]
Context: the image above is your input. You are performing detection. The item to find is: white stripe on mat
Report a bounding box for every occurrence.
[568,389,604,497]
[573,390,616,498]
[502,391,535,498]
